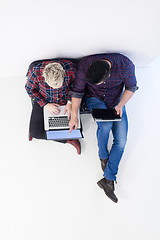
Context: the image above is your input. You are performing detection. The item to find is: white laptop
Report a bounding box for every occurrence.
[43,105,83,140]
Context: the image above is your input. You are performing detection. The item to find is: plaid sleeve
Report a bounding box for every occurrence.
[25,68,47,107]
[123,58,138,92]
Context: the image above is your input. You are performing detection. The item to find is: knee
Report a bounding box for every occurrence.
[113,138,127,150]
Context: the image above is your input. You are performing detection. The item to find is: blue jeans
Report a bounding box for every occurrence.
[85,97,128,181]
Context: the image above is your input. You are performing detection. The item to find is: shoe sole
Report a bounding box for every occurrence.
[97,181,118,203]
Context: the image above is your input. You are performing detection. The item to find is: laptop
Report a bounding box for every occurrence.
[43,105,83,140]
[91,108,121,122]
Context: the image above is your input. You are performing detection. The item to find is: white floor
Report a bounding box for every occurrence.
[0,59,160,240]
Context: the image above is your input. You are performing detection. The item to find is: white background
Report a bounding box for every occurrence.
[0,0,160,239]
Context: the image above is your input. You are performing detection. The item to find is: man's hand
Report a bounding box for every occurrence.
[44,103,60,114]
[69,116,79,133]
[115,105,123,117]
[69,97,82,133]
[64,101,72,119]
[114,90,135,117]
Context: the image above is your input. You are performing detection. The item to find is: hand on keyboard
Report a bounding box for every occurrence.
[44,103,60,114]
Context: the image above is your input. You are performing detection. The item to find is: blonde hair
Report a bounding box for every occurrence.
[43,62,65,88]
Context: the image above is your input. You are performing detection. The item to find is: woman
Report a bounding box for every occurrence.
[25,59,81,154]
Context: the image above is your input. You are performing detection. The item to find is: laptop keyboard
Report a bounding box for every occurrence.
[48,116,69,128]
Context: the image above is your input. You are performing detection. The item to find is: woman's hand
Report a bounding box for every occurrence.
[44,103,60,114]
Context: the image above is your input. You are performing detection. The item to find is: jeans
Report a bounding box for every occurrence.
[85,97,128,181]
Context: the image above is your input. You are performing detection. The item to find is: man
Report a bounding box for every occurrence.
[25,59,81,154]
[69,53,138,202]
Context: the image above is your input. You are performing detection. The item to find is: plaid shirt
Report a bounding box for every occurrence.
[70,53,138,108]
[25,59,76,107]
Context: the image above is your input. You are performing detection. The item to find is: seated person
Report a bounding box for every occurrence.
[25,59,81,154]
